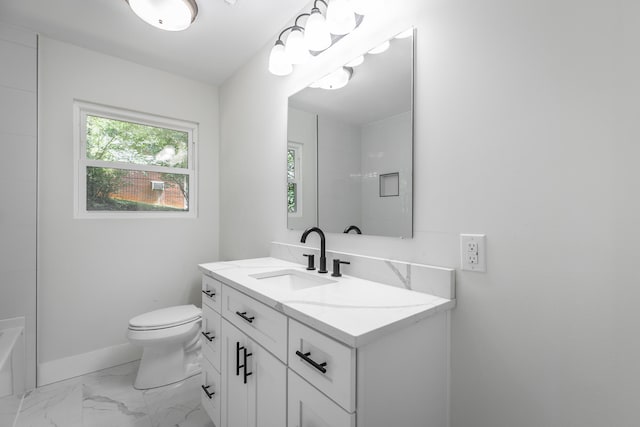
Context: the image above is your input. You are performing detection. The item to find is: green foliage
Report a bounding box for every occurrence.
[287,149,295,180]
[86,115,188,168]
[288,183,297,213]
[86,167,125,206]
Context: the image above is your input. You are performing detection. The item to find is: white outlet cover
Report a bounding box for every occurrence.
[460,234,486,272]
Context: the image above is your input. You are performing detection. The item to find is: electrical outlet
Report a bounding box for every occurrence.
[460,234,486,272]
[467,241,478,253]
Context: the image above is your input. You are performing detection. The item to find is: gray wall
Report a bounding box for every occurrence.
[219,0,640,426]
[0,23,37,390]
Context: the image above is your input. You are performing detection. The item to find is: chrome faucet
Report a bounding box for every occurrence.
[300,227,327,273]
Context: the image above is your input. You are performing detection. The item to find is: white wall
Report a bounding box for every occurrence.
[360,111,412,237]
[317,114,361,233]
[219,0,640,426]
[38,38,219,384]
[0,23,37,389]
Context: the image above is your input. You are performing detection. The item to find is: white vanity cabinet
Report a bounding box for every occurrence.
[202,274,287,427]
[200,275,223,426]
[220,318,286,427]
[200,256,453,427]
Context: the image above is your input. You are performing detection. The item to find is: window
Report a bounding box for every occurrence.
[287,142,302,217]
[74,101,197,218]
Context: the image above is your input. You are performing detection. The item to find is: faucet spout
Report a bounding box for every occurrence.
[300,227,327,273]
[343,225,362,234]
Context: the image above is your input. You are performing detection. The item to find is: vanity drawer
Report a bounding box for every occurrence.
[201,304,221,371]
[221,284,287,362]
[200,357,221,427]
[288,369,356,427]
[202,274,221,313]
[289,319,356,412]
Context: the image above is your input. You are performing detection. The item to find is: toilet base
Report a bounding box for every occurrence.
[133,333,202,390]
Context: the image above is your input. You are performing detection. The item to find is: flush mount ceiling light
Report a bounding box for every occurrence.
[268,0,365,76]
[310,67,353,90]
[126,0,198,31]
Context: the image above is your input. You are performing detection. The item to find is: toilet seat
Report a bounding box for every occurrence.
[128,305,201,331]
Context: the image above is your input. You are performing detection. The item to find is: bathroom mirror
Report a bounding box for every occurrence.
[287,30,414,238]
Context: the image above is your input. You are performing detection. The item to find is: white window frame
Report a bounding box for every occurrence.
[287,141,303,218]
[73,100,198,219]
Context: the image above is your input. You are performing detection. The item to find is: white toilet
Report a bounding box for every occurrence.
[127,304,202,390]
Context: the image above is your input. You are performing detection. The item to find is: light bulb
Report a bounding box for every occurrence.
[285,27,311,64]
[326,0,356,35]
[304,8,332,52]
[128,0,197,31]
[368,40,390,54]
[348,0,368,15]
[268,41,293,76]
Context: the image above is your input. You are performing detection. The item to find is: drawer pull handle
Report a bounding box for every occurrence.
[236,311,255,323]
[295,350,327,374]
[201,385,215,399]
[201,331,215,342]
[202,290,216,298]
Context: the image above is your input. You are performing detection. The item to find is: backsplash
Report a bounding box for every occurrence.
[270,242,455,300]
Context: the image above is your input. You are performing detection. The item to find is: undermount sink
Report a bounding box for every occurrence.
[250,269,336,291]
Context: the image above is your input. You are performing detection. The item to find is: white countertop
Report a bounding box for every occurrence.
[199,257,455,348]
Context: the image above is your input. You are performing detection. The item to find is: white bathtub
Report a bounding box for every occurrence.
[0,318,24,399]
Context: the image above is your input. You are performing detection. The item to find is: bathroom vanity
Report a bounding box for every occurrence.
[198,245,455,427]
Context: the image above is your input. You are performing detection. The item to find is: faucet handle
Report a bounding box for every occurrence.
[331,259,350,277]
[303,254,315,271]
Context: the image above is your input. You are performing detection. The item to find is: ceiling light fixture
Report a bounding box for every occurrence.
[268,0,365,76]
[311,67,353,90]
[126,0,198,31]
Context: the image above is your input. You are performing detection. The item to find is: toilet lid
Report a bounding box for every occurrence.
[129,305,201,330]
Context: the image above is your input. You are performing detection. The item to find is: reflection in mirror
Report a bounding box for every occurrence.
[287,29,414,238]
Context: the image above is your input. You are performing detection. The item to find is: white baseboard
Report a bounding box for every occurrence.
[37,343,142,387]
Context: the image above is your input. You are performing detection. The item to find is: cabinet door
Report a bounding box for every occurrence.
[288,370,356,427]
[201,357,221,427]
[221,319,286,427]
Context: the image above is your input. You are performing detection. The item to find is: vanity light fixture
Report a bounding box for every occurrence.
[126,0,198,31]
[268,0,365,76]
[325,0,357,35]
[308,27,413,90]
[368,40,390,55]
[344,55,364,67]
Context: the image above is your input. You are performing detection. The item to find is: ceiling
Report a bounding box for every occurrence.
[0,0,311,85]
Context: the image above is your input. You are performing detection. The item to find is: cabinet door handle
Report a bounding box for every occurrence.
[243,347,253,384]
[202,289,216,298]
[235,311,255,324]
[236,342,243,376]
[201,385,215,399]
[201,331,214,342]
[295,350,327,374]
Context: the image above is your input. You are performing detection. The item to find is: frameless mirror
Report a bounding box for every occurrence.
[287,29,414,238]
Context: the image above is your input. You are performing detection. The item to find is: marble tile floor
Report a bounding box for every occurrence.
[8,360,214,427]
[0,393,22,427]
